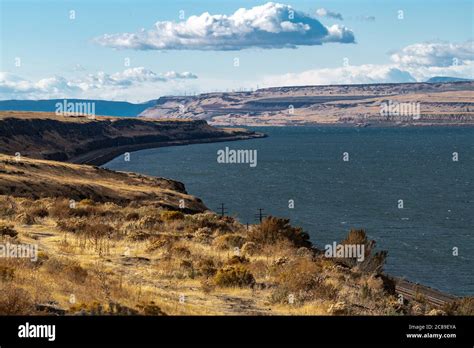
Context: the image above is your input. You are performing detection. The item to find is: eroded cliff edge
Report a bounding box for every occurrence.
[0,111,265,166]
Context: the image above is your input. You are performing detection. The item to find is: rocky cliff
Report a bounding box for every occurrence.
[139,81,474,126]
[0,111,264,165]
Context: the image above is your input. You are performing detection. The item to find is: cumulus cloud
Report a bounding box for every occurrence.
[261,41,474,86]
[262,65,416,87]
[316,8,343,20]
[390,41,474,67]
[82,67,196,88]
[0,68,198,100]
[94,2,355,51]
[0,73,81,96]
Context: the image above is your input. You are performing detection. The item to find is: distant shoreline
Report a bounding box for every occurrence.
[68,132,267,166]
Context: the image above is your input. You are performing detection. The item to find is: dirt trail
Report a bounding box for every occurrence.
[22,225,272,316]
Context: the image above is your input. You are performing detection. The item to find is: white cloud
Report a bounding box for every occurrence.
[316,8,343,20]
[261,41,474,86]
[390,41,474,67]
[262,65,416,87]
[0,68,198,101]
[94,2,355,51]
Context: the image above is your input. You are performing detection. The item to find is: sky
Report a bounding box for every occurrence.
[0,0,473,102]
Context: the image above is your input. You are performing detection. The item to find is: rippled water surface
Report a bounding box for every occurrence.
[105,126,474,296]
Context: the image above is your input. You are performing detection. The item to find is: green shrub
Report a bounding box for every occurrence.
[214,265,255,288]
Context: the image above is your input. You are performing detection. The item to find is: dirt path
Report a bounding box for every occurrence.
[23,225,272,315]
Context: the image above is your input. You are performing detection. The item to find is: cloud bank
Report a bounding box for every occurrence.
[95,2,355,51]
[0,68,197,100]
[390,41,474,67]
[262,41,474,86]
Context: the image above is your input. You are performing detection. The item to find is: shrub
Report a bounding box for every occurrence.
[137,216,162,230]
[0,224,17,238]
[35,251,49,266]
[339,229,387,274]
[443,297,474,315]
[241,241,259,256]
[213,234,245,250]
[225,255,250,266]
[17,212,36,225]
[125,212,140,221]
[127,230,151,241]
[70,207,94,218]
[271,258,337,304]
[160,210,184,221]
[136,302,167,316]
[146,234,179,252]
[0,265,15,281]
[45,258,88,283]
[68,301,128,315]
[214,265,255,288]
[171,245,192,259]
[27,206,48,218]
[247,217,311,248]
[0,196,17,217]
[196,258,217,278]
[79,199,95,206]
[0,286,35,315]
[200,278,216,294]
[190,213,234,233]
[194,227,213,244]
[56,218,86,233]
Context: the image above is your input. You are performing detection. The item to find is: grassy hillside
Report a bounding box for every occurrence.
[0,154,472,316]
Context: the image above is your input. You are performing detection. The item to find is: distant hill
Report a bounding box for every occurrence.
[0,99,157,117]
[426,76,473,83]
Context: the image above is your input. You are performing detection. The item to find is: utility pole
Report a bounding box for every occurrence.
[254,208,267,223]
[217,203,228,217]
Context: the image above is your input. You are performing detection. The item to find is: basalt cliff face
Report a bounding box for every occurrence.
[139,81,474,126]
[0,111,264,165]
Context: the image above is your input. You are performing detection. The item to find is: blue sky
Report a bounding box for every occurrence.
[0,0,473,101]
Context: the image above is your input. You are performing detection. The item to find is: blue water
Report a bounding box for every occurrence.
[104,126,474,296]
